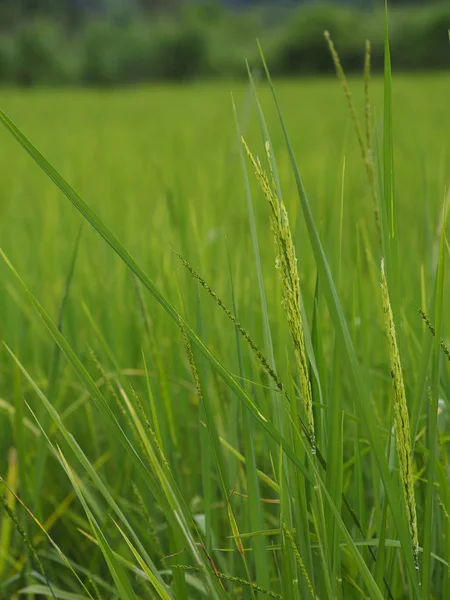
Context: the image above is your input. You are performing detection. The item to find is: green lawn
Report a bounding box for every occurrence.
[0,72,449,599]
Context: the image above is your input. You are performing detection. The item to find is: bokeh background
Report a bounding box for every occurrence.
[0,0,448,86]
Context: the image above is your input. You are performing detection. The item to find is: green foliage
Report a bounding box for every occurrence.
[0,3,449,86]
[274,5,367,74]
[0,35,17,83]
[81,20,128,86]
[151,22,210,80]
[15,19,79,86]
[390,3,450,70]
[0,40,449,598]
[80,19,209,85]
[274,3,450,75]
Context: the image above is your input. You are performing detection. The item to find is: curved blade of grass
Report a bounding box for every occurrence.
[219,437,279,493]
[5,335,228,600]
[41,548,151,596]
[56,449,139,600]
[113,519,172,600]
[19,587,90,600]
[4,346,173,594]
[48,223,83,397]
[1,476,96,600]
[34,224,83,518]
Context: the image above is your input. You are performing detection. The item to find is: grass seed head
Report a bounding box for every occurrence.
[381,259,419,566]
[243,137,315,450]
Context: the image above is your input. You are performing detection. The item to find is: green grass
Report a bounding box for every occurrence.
[0,66,449,600]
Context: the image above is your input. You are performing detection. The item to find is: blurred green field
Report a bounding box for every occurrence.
[0,72,449,599]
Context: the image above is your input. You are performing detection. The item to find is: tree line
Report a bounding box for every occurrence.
[0,1,448,85]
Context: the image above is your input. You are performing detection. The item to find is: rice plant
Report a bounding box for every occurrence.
[0,15,449,600]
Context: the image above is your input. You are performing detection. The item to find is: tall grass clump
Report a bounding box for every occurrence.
[0,9,449,600]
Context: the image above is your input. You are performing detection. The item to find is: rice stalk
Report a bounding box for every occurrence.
[418,307,450,362]
[324,31,379,238]
[380,259,419,568]
[175,250,286,398]
[242,137,315,450]
[282,523,316,597]
[87,577,102,600]
[324,32,366,161]
[175,247,387,563]
[215,572,282,599]
[172,565,283,599]
[129,386,169,469]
